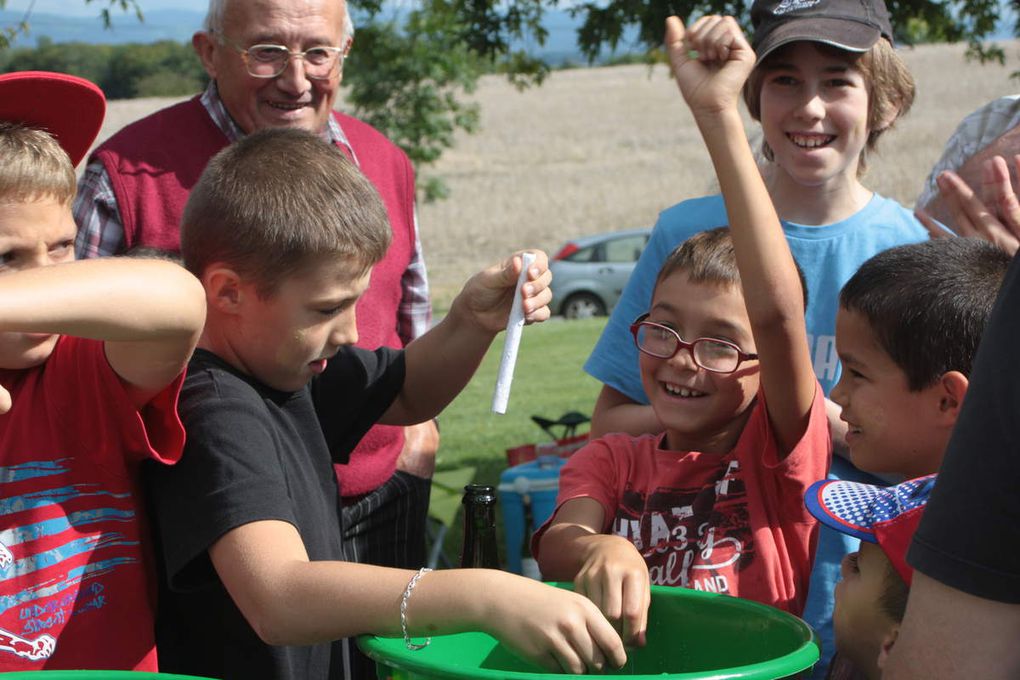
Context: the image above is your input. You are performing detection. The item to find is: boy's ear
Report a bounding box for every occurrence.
[876,623,900,672]
[873,103,902,134]
[202,266,245,315]
[934,370,969,426]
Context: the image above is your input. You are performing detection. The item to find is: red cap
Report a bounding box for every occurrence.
[805,474,936,585]
[0,71,106,166]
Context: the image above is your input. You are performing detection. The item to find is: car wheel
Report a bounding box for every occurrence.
[562,293,606,319]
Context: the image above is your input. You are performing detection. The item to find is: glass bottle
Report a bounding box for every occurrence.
[460,484,500,568]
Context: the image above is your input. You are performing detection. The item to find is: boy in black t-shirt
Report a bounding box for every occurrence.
[885,251,1020,678]
[143,127,626,680]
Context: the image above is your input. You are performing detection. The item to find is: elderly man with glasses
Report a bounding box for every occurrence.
[73,2,437,674]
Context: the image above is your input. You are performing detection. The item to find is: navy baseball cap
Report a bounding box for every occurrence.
[805,474,935,585]
[751,0,895,63]
[0,71,106,166]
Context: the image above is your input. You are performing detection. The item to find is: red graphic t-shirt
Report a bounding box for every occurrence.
[0,336,184,670]
[535,385,830,615]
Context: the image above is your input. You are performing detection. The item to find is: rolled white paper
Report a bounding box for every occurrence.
[492,252,536,414]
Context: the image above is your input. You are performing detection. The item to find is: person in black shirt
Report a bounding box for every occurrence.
[883,255,1020,679]
[144,127,627,680]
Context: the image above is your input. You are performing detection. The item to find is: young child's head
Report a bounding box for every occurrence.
[832,238,1010,477]
[632,228,806,451]
[0,72,105,370]
[180,127,391,391]
[741,0,914,181]
[805,474,934,679]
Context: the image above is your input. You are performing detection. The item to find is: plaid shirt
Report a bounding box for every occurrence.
[916,95,1020,210]
[73,82,432,344]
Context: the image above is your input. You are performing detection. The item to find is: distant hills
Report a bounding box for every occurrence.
[0,7,643,64]
[0,8,203,45]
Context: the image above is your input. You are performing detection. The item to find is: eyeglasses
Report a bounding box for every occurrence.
[630,314,758,374]
[219,35,349,80]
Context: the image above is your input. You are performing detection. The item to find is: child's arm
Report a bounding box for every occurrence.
[537,498,650,647]
[208,519,626,673]
[379,251,551,425]
[666,16,816,453]
[591,385,663,438]
[0,258,206,408]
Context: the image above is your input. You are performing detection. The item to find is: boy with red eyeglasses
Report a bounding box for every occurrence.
[535,14,830,647]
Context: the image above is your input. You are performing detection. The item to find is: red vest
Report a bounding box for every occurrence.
[91,97,413,495]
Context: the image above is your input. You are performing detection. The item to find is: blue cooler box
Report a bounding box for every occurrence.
[497,455,567,575]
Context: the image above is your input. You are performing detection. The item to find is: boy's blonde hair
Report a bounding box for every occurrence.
[181,127,391,297]
[742,39,915,174]
[0,122,77,205]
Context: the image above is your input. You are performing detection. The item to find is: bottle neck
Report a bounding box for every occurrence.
[461,486,500,568]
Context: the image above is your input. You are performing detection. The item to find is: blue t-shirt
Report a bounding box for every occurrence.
[586,192,927,398]
[584,191,926,677]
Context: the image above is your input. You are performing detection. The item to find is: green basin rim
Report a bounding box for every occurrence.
[359,583,819,680]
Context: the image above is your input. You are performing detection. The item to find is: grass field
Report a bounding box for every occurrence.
[436,316,606,480]
[428,316,606,565]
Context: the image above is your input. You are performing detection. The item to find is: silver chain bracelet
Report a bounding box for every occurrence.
[400,567,433,651]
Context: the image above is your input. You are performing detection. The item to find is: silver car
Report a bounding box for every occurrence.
[549,227,651,319]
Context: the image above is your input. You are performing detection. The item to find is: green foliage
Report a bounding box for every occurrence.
[901,16,935,43]
[351,0,1015,69]
[0,0,25,50]
[0,17,27,52]
[134,70,204,97]
[0,0,141,49]
[104,40,206,98]
[496,50,550,89]
[967,40,1006,65]
[0,39,206,99]
[1,38,112,84]
[86,0,143,30]
[344,3,485,201]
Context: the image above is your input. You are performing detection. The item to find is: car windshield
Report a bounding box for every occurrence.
[605,235,646,262]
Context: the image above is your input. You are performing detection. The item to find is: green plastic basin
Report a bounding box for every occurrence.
[359,583,819,679]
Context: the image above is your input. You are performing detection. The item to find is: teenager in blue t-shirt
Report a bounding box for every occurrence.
[584,0,928,673]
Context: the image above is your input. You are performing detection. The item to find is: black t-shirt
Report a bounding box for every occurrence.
[908,255,1020,603]
[145,347,405,680]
